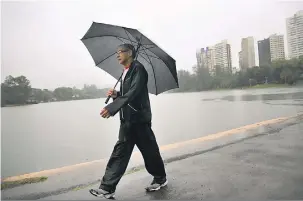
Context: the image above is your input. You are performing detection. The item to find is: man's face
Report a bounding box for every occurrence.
[116,48,131,65]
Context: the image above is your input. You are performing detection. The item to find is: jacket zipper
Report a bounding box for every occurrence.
[128,104,138,112]
[121,76,124,119]
[121,66,134,119]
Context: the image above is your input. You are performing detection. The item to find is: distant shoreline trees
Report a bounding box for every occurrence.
[172,56,303,93]
[1,76,108,107]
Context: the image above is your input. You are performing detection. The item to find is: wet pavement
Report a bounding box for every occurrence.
[44,118,303,200]
[2,113,301,200]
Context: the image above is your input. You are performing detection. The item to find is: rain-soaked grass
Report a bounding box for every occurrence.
[1,176,48,190]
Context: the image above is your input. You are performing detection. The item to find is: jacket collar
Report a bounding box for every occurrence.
[122,60,136,83]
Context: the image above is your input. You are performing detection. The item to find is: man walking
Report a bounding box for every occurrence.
[89,44,167,199]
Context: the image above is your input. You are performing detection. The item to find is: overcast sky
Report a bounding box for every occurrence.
[1,0,302,90]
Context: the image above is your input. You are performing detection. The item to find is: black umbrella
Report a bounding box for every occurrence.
[80,22,179,104]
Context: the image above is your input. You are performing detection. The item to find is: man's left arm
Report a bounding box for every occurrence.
[103,66,147,117]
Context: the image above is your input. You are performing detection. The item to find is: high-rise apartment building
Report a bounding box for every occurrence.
[240,36,256,70]
[286,10,303,58]
[196,40,232,76]
[196,47,216,76]
[196,49,203,68]
[269,34,285,61]
[213,40,232,74]
[226,43,232,72]
[258,38,271,66]
[258,34,285,66]
[238,51,243,69]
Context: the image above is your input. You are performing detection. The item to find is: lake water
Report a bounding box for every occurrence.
[2,87,303,178]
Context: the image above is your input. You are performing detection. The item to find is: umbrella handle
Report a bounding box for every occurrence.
[105,71,123,104]
[105,95,111,104]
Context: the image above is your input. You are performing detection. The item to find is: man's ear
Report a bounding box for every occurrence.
[128,50,133,58]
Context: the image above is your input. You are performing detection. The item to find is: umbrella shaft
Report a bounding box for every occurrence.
[105,71,124,104]
[135,43,141,60]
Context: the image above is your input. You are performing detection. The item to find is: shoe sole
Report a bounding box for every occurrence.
[145,180,168,192]
[89,189,115,199]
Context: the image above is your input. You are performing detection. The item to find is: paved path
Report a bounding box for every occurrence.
[40,116,303,200]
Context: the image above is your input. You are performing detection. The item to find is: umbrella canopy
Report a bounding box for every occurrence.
[81,22,179,95]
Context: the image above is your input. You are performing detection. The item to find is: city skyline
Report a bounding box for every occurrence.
[196,9,303,74]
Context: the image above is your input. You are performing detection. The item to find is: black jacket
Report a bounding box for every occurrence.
[105,60,152,123]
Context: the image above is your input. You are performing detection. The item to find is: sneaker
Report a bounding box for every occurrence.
[89,188,115,199]
[145,179,168,192]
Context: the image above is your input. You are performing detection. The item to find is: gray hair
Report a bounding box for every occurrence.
[118,43,136,59]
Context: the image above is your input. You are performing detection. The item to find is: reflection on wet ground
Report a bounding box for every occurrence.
[202,91,303,106]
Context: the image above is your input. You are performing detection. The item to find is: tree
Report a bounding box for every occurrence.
[53,87,73,101]
[280,67,292,84]
[173,69,195,92]
[1,75,32,106]
[192,65,213,90]
[31,88,54,102]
